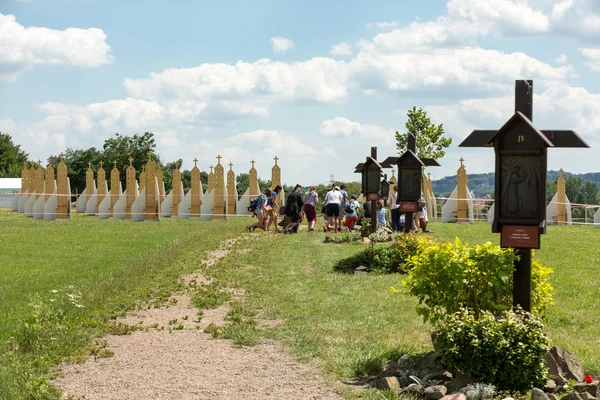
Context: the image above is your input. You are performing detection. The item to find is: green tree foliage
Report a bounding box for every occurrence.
[546,179,557,203]
[0,132,29,178]
[395,107,452,160]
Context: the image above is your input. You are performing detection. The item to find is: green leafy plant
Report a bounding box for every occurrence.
[402,238,552,324]
[435,308,550,392]
[408,374,443,388]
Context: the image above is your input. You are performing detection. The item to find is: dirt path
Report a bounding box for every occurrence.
[54,239,342,400]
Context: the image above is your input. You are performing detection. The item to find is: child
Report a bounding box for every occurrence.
[377,201,388,231]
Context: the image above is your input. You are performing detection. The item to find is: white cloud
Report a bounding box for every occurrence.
[556,54,568,64]
[365,21,398,29]
[0,13,113,81]
[579,48,600,72]
[270,36,294,54]
[330,42,353,56]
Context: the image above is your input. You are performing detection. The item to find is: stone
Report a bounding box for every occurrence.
[577,393,595,400]
[548,395,559,400]
[545,380,559,393]
[398,354,412,364]
[424,385,447,400]
[446,373,478,393]
[552,375,567,387]
[354,271,368,275]
[574,382,599,397]
[374,376,401,391]
[440,393,467,400]
[545,346,585,383]
[421,351,444,370]
[532,388,551,400]
[399,385,423,396]
[361,237,372,244]
[560,392,583,400]
[355,265,368,272]
[325,236,336,243]
[422,369,453,382]
[503,398,515,400]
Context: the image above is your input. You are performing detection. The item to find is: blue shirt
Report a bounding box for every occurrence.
[256,194,267,211]
[266,191,277,207]
[377,208,387,225]
[345,200,359,217]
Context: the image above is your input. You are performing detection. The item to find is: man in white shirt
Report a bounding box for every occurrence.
[324,186,343,232]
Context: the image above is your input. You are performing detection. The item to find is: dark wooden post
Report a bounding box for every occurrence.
[370,147,378,234]
[512,80,534,311]
[404,135,417,234]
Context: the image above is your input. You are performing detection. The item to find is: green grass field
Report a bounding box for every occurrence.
[0,213,599,399]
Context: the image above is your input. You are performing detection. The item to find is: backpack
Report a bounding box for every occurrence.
[344,200,356,214]
[248,196,261,212]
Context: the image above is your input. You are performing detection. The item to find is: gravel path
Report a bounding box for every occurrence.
[54,241,342,400]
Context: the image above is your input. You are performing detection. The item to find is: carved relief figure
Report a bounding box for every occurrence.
[502,162,526,214]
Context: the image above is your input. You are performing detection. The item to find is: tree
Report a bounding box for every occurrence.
[565,176,583,205]
[546,180,557,203]
[0,132,29,177]
[396,107,452,160]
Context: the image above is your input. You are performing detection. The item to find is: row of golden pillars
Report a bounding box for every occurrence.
[20,155,70,219]
[81,153,282,220]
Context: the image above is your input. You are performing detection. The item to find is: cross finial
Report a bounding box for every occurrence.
[38,160,42,167]
[59,152,64,161]
[216,154,222,164]
[210,165,214,173]
[274,156,279,165]
[99,160,104,168]
[113,160,117,169]
[193,158,198,168]
[128,156,133,166]
[459,157,465,167]
[559,168,564,177]
[251,159,255,168]
[427,172,431,179]
[24,160,28,168]
[175,161,180,170]
[88,161,92,169]
[229,162,233,171]
[147,151,153,161]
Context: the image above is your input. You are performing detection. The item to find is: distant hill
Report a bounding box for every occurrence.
[432,171,600,197]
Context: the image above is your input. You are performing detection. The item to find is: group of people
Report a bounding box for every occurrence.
[244,184,430,234]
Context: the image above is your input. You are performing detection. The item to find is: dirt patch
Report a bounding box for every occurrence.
[203,249,230,266]
[302,265,314,275]
[54,238,341,399]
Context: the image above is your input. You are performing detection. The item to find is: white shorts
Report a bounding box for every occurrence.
[255,208,263,215]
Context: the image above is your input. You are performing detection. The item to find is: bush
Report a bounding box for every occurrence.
[333,233,439,274]
[435,308,550,392]
[402,239,553,324]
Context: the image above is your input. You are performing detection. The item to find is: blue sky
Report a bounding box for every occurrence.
[2,0,600,185]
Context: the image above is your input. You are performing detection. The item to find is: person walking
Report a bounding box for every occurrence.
[246,188,271,231]
[285,184,305,233]
[324,186,343,232]
[339,184,349,229]
[390,185,400,231]
[265,185,282,233]
[377,200,389,231]
[303,186,318,232]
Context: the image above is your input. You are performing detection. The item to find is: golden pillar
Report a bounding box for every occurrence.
[227,162,236,216]
[172,162,182,217]
[97,161,106,207]
[85,162,94,202]
[57,153,69,219]
[249,160,259,197]
[139,165,146,192]
[191,158,201,217]
[557,168,567,226]
[208,165,215,193]
[389,168,397,186]
[271,156,282,206]
[28,162,36,194]
[110,161,120,215]
[145,152,157,221]
[45,159,55,201]
[126,156,136,220]
[21,161,28,194]
[213,155,225,219]
[35,160,45,199]
[156,162,165,200]
[457,157,468,222]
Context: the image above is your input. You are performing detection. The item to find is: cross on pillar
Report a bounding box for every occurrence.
[193,158,198,168]
[113,160,117,169]
[459,157,465,167]
[273,156,279,165]
[216,154,222,165]
[559,168,564,176]
[210,165,214,173]
[147,151,153,161]
[229,162,233,171]
[59,153,64,161]
[99,160,104,169]
[38,160,42,167]
[251,159,255,169]
[427,172,431,180]
[128,156,134,166]
[88,161,92,169]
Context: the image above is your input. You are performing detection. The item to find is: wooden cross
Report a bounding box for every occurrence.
[210,165,214,173]
[99,160,104,169]
[273,156,279,165]
[193,158,198,168]
[113,160,117,169]
[459,157,465,167]
[88,161,92,169]
[251,159,255,169]
[559,168,564,176]
[147,151,153,161]
[229,162,233,171]
[128,156,133,166]
[216,154,222,164]
[24,160,28,168]
[59,153,64,160]
[175,161,180,170]
[427,172,431,179]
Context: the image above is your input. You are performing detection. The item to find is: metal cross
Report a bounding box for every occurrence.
[193,158,198,168]
[229,162,233,171]
[273,156,279,165]
[251,159,255,168]
[128,156,133,166]
[216,154,222,164]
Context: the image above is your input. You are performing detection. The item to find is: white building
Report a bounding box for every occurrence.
[0,178,22,210]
